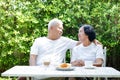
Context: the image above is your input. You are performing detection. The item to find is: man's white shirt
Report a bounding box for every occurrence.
[30,36,77,65]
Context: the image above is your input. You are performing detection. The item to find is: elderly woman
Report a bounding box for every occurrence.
[70,25,104,80]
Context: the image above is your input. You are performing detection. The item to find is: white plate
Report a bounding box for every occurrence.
[56,67,74,71]
[84,66,96,69]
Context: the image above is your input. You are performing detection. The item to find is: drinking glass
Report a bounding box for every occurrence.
[43,58,51,70]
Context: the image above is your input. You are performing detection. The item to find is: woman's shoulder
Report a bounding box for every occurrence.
[91,42,103,48]
[93,44,103,51]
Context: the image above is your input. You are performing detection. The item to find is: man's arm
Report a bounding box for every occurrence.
[76,39,102,46]
[76,41,81,46]
[29,54,37,66]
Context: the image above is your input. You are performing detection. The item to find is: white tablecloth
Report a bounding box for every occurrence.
[1,66,120,78]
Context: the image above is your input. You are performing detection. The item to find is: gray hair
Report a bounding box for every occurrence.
[48,18,63,30]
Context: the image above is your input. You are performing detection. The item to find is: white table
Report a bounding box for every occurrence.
[1,66,120,79]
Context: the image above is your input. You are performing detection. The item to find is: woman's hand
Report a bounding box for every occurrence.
[71,59,85,66]
[93,58,103,67]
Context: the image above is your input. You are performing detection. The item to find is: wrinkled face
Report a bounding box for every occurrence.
[78,27,88,42]
[51,23,63,38]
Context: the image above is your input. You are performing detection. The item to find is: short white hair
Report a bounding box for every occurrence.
[48,18,63,30]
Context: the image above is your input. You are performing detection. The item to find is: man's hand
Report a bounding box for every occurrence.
[93,39,102,45]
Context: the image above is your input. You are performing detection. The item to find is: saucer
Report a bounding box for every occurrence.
[56,67,74,71]
[84,66,96,69]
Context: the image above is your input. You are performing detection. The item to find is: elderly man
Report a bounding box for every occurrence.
[29,18,80,80]
[29,18,80,66]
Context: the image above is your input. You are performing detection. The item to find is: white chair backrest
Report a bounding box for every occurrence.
[64,47,107,67]
[102,47,107,67]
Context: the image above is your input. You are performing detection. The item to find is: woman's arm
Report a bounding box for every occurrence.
[93,58,103,67]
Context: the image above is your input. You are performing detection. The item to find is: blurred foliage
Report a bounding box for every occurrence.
[0,0,120,73]
[0,77,16,80]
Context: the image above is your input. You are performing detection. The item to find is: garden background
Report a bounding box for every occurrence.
[0,0,120,79]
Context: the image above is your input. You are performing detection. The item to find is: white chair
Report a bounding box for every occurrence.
[94,47,108,80]
[103,47,107,67]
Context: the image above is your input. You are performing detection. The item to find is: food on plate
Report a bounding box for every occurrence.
[59,63,71,68]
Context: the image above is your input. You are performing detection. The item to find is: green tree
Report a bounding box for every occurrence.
[0,0,120,73]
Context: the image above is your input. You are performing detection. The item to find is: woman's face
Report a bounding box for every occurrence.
[78,27,88,42]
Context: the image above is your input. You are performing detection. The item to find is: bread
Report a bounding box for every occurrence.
[59,63,71,68]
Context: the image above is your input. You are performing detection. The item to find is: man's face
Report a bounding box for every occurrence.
[78,27,88,42]
[51,24,63,38]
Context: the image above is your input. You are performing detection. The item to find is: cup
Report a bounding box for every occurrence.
[85,61,93,67]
